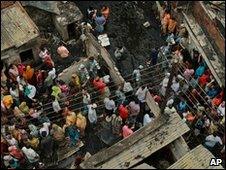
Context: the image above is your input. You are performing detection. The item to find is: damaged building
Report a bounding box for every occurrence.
[1,1,40,66]
[0,1,225,169]
[21,1,83,41]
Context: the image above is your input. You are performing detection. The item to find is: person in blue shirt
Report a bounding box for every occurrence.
[150,48,159,66]
[177,100,187,114]
[94,12,106,33]
[194,62,206,79]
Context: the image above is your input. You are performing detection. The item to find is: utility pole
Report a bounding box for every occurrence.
[160,58,179,115]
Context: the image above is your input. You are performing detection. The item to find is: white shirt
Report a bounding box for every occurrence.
[83,93,91,104]
[89,59,100,71]
[22,147,39,163]
[205,135,223,148]
[132,69,141,82]
[87,105,97,123]
[48,68,56,79]
[123,82,133,93]
[171,80,180,93]
[102,75,110,84]
[52,99,61,113]
[10,88,19,98]
[135,87,148,102]
[39,49,48,61]
[143,113,154,126]
[162,77,169,87]
[217,102,225,116]
[104,98,116,110]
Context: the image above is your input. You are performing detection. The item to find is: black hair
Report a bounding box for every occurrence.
[96,12,102,17]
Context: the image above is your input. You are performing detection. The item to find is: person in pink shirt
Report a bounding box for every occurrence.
[183,68,194,80]
[57,44,70,58]
[122,123,134,138]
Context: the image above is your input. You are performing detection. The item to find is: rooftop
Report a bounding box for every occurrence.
[55,1,83,26]
[168,145,224,169]
[1,1,39,52]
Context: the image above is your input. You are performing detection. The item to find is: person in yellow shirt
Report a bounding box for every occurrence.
[27,135,40,149]
[2,95,13,109]
[23,65,34,81]
[75,112,87,136]
[71,73,81,90]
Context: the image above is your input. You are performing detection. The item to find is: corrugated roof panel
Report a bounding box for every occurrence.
[1,2,39,52]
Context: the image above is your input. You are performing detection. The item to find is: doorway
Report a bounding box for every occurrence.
[19,49,34,63]
[67,22,77,39]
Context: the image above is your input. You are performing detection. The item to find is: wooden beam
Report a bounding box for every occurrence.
[168,145,224,169]
[80,112,190,169]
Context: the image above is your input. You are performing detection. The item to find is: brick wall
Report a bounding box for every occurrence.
[191,1,225,59]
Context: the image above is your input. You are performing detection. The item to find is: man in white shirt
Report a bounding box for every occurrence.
[136,85,148,103]
[52,96,61,113]
[171,77,180,94]
[204,132,223,150]
[136,85,148,119]
[104,97,116,116]
[143,112,155,126]
[160,72,170,96]
[132,65,143,87]
[123,81,134,100]
[87,103,97,125]
[44,67,56,88]
[217,101,225,117]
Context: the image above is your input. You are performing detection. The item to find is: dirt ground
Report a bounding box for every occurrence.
[75,1,165,76]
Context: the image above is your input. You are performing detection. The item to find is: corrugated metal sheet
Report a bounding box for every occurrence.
[168,145,224,169]
[1,2,39,52]
[21,1,60,15]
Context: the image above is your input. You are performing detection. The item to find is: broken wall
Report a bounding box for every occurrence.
[191,1,225,60]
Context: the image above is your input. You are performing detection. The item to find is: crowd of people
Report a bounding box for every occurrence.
[156,2,225,163]
[1,2,225,169]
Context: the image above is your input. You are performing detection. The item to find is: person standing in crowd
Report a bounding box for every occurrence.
[143,112,155,126]
[122,122,134,138]
[87,103,98,128]
[123,81,133,100]
[57,43,70,59]
[101,5,110,19]
[114,46,127,73]
[88,56,101,78]
[104,96,116,117]
[204,132,223,152]
[39,45,54,69]
[149,48,159,66]
[118,103,129,124]
[87,6,97,24]
[115,86,126,106]
[132,65,143,87]
[78,64,90,88]
[94,12,106,34]
[135,85,148,114]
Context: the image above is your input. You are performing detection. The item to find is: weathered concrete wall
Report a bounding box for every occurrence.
[191,1,225,58]
[53,16,69,41]
[85,33,125,86]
